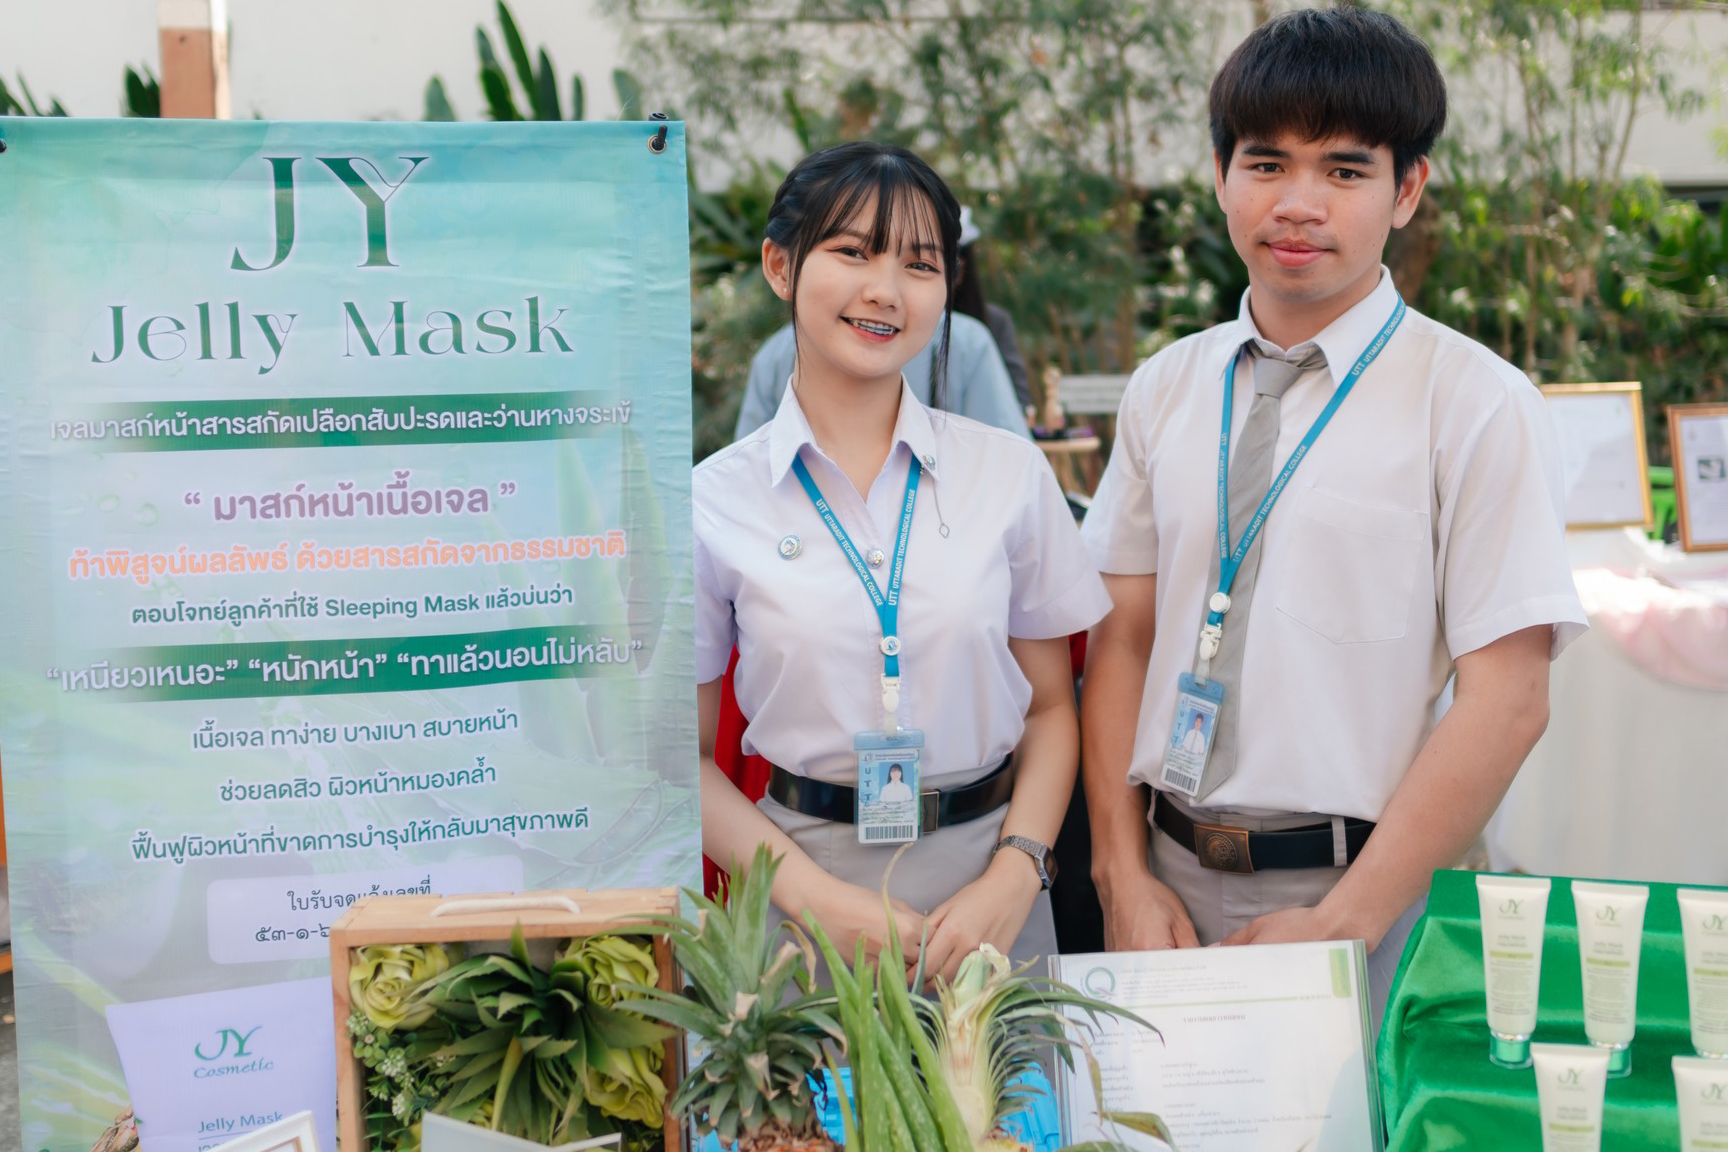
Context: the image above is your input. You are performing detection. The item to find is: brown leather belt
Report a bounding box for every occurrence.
[1153,792,1375,875]
[767,755,1015,836]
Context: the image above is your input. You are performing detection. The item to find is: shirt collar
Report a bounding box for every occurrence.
[1232,266,1401,375]
[765,376,942,487]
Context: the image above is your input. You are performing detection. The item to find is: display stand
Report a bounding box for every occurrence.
[1379,869,1722,1150]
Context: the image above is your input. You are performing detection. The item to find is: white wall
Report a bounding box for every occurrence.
[1,0,628,122]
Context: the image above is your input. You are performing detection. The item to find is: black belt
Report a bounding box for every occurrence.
[767,755,1015,836]
[1154,792,1374,875]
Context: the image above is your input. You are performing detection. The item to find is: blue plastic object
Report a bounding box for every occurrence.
[690,1067,1063,1151]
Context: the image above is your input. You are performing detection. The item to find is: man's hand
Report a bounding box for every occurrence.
[1097,864,1200,951]
[1218,903,1372,950]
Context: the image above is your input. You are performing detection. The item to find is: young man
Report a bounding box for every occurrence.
[1079,7,1587,1022]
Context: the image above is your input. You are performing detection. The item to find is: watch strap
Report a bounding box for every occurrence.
[993,834,1056,890]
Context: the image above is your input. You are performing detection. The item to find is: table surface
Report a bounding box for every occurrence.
[1486,529,1728,886]
[1378,869,1720,1152]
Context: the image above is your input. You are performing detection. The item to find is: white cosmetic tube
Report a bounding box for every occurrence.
[1531,1043,1610,1152]
[1478,874,1552,1067]
[1674,1056,1728,1152]
[1570,880,1649,1078]
[1678,888,1728,1058]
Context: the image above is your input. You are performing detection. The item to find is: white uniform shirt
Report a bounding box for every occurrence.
[697,380,1111,786]
[1081,271,1588,822]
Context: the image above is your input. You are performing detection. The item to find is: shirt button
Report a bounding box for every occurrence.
[867,549,886,568]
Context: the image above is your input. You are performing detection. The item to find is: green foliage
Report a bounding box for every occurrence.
[0,72,67,116]
[422,1,648,123]
[1387,0,1726,462]
[624,0,1727,464]
[122,66,160,118]
[412,926,672,1146]
[805,881,1165,1152]
[608,0,1215,400]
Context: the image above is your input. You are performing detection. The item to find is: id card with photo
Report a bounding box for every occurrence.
[855,729,924,845]
[1159,673,1224,799]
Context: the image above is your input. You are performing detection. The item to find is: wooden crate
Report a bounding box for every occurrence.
[330,887,683,1152]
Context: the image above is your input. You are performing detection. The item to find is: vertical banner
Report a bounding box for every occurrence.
[0,119,695,1151]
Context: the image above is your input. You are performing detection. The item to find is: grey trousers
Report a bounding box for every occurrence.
[1149,797,1424,1039]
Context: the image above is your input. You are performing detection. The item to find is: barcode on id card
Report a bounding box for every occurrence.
[862,824,916,842]
[1163,769,1199,794]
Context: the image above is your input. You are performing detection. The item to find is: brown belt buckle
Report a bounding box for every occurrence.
[1192,821,1255,874]
[919,791,940,836]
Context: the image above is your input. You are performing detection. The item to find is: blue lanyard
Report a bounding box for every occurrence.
[791,453,920,726]
[1205,297,1406,638]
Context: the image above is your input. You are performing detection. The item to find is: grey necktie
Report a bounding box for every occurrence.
[1194,342,1327,801]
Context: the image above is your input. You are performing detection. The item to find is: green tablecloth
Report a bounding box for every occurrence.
[1378,869,1725,1151]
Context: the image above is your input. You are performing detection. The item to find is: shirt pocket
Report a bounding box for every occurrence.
[1273,487,1428,644]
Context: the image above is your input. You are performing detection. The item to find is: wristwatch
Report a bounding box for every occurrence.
[993,835,1058,890]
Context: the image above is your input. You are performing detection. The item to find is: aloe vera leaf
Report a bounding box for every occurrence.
[878,962,972,1149]
[872,960,946,1148]
[820,1050,859,1149]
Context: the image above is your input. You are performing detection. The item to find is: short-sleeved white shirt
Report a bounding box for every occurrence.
[696,380,1111,786]
[1081,271,1587,822]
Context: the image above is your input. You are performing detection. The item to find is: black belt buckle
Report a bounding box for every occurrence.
[1192,821,1255,874]
[919,790,940,836]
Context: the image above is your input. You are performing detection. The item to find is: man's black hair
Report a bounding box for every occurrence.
[1210,7,1447,185]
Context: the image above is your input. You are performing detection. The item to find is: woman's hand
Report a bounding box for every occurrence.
[796,872,928,970]
[917,852,1041,985]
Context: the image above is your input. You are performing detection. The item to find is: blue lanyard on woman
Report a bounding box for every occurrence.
[1195,296,1406,679]
[791,453,920,731]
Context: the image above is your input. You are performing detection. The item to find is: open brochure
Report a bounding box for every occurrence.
[1051,940,1382,1152]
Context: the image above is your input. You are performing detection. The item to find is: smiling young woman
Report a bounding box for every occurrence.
[692,143,1111,984]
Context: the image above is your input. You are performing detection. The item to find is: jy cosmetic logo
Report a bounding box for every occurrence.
[1500,899,1524,915]
[233,155,429,271]
[1595,905,1618,922]
[195,1026,261,1061]
[1703,914,1727,931]
[1704,1083,1726,1102]
[1556,1068,1582,1087]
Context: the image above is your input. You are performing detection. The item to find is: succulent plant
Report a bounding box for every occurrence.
[623,846,842,1151]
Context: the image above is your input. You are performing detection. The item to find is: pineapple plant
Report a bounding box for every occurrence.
[806,892,1173,1152]
[625,846,842,1152]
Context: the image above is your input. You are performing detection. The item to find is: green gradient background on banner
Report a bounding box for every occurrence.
[0,118,695,1150]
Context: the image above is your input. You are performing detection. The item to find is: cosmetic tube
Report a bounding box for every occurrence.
[1678,888,1728,1058]
[1531,1044,1610,1152]
[1570,880,1649,1078]
[1478,874,1552,1068]
[1675,1056,1728,1152]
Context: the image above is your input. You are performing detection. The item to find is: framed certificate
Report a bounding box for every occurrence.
[1539,382,1652,530]
[207,1112,320,1152]
[1668,403,1728,551]
[1052,941,1380,1152]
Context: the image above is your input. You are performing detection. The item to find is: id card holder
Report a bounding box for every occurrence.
[855,728,925,845]
[1159,673,1224,800]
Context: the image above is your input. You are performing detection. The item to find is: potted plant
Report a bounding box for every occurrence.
[331,889,684,1152]
[630,849,1172,1152]
[624,849,841,1151]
